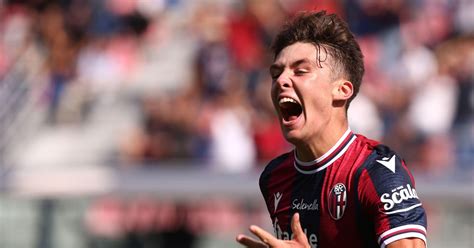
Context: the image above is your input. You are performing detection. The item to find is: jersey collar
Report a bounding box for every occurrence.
[294,129,357,174]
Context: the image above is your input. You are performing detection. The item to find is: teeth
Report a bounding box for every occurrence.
[279,97,297,105]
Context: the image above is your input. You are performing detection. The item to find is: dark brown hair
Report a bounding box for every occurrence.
[271,11,364,108]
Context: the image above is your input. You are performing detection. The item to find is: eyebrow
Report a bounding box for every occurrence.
[269,58,313,71]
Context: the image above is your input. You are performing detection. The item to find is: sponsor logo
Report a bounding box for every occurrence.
[274,192,283,213]
[273,218,318,248]
[328,183,347,220]
[292,198,319,211]
[381,184,419,211]
[376,155,396,173]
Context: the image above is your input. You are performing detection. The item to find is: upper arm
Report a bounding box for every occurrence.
[386,238,426,248]
[358,147,427,248]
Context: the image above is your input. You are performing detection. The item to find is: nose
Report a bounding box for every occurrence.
[275,70,292,89]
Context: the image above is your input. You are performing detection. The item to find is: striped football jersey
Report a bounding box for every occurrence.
[259,129,427,248]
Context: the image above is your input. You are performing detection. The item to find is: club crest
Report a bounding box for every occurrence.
[328,183,347,220]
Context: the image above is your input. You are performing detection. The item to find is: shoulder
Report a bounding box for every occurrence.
[261,152,292,177]
[361,144,415,185]
[358,145,427,232]
[259,152,292,186]
[354,142,423,216]
[355,144,427,247]
[355,143,417,200]
[343,138,428,247]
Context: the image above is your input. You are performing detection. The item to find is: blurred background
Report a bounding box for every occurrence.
[0,0,472,247]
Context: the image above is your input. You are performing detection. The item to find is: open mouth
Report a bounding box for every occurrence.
[279,97,303,122]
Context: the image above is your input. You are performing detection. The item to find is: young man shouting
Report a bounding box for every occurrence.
[236,11,427,248]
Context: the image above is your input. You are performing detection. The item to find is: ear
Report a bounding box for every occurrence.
[332,80,353,101]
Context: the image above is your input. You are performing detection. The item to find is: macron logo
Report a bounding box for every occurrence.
[376,155,396,173]
[274,192,283,213]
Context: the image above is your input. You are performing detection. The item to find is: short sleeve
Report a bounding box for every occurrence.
[358,147,427,248]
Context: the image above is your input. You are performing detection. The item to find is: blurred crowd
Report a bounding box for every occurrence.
[83,196,266,248]
[1,0,472,175]
[1,1,472,248]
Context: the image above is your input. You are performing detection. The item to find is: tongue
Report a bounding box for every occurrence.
[283,114,299,122]
[288,115,298,121]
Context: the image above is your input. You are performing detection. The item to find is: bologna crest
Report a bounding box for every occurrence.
[328,183,347,220]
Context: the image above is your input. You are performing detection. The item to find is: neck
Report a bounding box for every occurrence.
[295,121,349,162]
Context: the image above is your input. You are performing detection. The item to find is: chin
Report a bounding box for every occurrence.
[282,130,304,146]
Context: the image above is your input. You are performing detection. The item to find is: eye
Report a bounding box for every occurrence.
[270,68,282,80]
[295,69,308,75]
